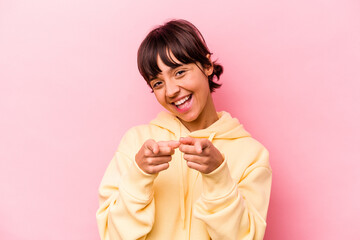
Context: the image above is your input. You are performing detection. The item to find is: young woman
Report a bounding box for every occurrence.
[96,19,272,240]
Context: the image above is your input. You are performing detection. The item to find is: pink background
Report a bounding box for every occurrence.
[1,0,359,239]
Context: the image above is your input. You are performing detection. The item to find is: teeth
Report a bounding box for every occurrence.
[174,96,190,106]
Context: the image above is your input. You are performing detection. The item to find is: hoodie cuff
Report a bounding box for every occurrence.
[201,156,236,200]
[120,160,157,202]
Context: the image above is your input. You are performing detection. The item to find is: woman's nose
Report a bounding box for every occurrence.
[165,79,180,98]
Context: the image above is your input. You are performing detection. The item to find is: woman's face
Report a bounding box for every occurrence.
[149,54,217,131]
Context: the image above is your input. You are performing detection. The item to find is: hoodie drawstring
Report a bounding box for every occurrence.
[186,132,217,239]
[208,132,216,142]
[178,122,186,229]
[178,126,217,233]
[179,151,186,229]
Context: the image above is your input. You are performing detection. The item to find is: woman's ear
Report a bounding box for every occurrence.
[204,54,214,76]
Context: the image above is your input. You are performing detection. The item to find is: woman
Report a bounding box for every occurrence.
[96,19,272,240]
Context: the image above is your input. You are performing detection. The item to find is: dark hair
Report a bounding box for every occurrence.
[137,19,223,92]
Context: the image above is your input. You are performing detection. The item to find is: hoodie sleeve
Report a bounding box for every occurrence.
[96,128,157,240]
[194,147,272,240]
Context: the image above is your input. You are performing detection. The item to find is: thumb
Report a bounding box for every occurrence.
[179,137,196,145]
[146,140,159,154]
[195,140,203,154]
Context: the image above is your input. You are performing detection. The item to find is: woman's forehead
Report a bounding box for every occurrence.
[155,53,182,73]
[157,52,182,66]
[158,49,183,65]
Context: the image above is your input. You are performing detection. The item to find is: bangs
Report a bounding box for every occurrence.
[138,20,210,83]
[143,38,186,80]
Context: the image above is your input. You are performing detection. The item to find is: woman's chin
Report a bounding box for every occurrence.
[176,112,199,124]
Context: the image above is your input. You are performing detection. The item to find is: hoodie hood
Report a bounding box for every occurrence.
[150,111,251,139]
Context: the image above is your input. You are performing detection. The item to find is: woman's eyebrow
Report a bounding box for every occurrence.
[152,63,187,80]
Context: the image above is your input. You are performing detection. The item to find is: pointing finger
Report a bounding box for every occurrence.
[167,140,180,149]
[158,140,180,149]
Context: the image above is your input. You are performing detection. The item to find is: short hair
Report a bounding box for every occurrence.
[137,19,223,92]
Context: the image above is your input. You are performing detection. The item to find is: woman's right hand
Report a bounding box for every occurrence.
[135,139,180,174]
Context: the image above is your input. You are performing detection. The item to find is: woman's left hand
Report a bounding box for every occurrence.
[179,137,224,174]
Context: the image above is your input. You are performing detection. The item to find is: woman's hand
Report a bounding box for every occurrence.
[179,137,224,174]
[135,139,180,174]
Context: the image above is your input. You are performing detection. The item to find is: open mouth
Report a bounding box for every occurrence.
[173,94,192,110]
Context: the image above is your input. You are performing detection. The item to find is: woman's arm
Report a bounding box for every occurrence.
[194,148,272,240]
[96,129,157,240]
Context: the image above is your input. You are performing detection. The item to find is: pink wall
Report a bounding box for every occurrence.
[1,0,359,239]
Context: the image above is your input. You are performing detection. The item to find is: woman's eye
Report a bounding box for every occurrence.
[152,81,162,89]
[175,70,185,77]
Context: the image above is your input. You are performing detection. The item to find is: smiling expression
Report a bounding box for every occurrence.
[150,55,218,131]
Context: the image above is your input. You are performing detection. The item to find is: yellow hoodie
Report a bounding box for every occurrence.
[96,111,272,240]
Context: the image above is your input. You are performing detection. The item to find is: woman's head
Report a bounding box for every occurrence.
[137,19,223,92]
